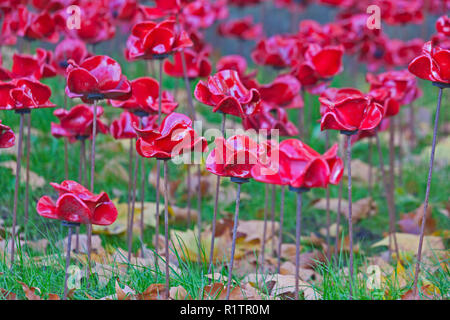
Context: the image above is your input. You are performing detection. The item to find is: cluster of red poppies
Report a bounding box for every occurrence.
[0,0,449,300]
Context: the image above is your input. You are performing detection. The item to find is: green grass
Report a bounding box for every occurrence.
[0,50,449,300]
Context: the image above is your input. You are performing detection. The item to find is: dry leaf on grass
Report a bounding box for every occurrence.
[342,159,378,184]
[398,204,436,235]
[280,245,326,269]
[0,161,45,189]
[372,233,444,258]
[0,288,16,300]
[312,197,377,223]
[18,281,41,300]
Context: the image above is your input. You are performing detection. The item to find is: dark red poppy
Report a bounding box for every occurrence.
[110,77,178,115]
[17,6,59,43]
[0,78,55,111]
[206,134,259,179]
[351,118,390,145]
[380,0,423,26]
[125,20,192,61]
[319,88,384,132]
[383,38,424,68]
[258,74,301,107]
[32,0,69,12]
[154,0,181,14]
[51,104,109,142]
[0,9,22,46]
[216,55,258,89]
[163,48,212,79]
[252,35,299,69]
[194,70,261,118]
[182,0,227,30]
[53,38,89,75]
[109,0,139,21]
[251,139,343,188]
[135,112,207,159]
[0,120,15,148]
[36,180,118,225]
[110,111,139,140]
[436,15,450,36]
[218,16,263,41]
[291,43,344,91]
[12,48,57,80]
[243,102,299,137]
[188,29,213,54]
[408,41,450,84]
[66,55,132,103]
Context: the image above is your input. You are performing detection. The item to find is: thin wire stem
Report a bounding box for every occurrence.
[163,160,170,299]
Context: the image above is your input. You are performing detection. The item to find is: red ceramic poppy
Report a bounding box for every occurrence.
[206,134,260,179]
[109,0,139,21]
[291,43,344,89]
[110,77,178,115]
[17,6,59,43]
[182,0,226,30]
[154,0,181,13]
[383,38,424,68]
[194,70,261,118]
[243,102,299,137]
[0,78,55,111]
[32,0,68,11]
[252,35,299,69]
[53,38,89,75]
[110,111,139,140]
[36,180,118,225]
[0,120,15,148]
[258,74,301,107]
[351,118,390,145]
[408,41,450,84]
[218,16,263,41]
[188,29,213,54]
[251,139,343,188]
[319,87,384,132]
[436,15,450,36]
[380,0,423,26]
[125,20,193,61]
[0,8,22,46]
[163,48,212,79]
[12,48,57,80]
[66,55,132,103]
[135,112,207,159]
[216,55,258,89]
[51,104,109,142]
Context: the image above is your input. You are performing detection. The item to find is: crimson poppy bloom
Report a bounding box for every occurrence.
[216,55,258,89]
[125,20,192,61]
[380,0,423,26]
[251,139,343,188]
[110,77,178,115]
[135,112,207,159]
[291,44,344,90]
[51,104,109,142]
[194,70,261,118]
[110,111,139,140]
[319,88,384,132]
[0,120,15,148]
[109,0,139,21]
[66,55,132,103]
[218,16,263,41]
[0,78,55,111]
[243,102,299,137]
[163,48,212,79]
[351,118,390,145]
[154,0,181,13]
[53,38,89,75]
[436,15,450,36]
[0,8,22,46]
[258,74,301,107]
[252,35,299,68]
[32,0,68,12]
[12,48,57,80]
[383,38,424,68]
[17,6,59,43]
[206,134,259,179]
[36,180,118,225]
[182,0,227,30]
[408,41,450,84]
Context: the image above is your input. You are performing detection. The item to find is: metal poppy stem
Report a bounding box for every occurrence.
[24,112,31,228]
[127,138,133,241]
[298,91,305,139]
[10,111,26,266]
[277,185,286,273]
[140,156,146,258]
[270,184,276,257]
[207,112,226,274]
[412,86,444,298]
[226,178,247,300]
[196,163,203,264]
[409,103,416,149]
[341,130,357,299]
[186,165,192,227]
[75,137,86,253]
[388,116,396,220]
[64,95,69,180]
[260,184,269,268]
[334,135,344,263]
[63,221,78,300]
[375,132,399,259]
[325,130,331,261]
[163,160,170,299]
[398,115,404,186]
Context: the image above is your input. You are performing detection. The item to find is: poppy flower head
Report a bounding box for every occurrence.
[252,35,299,69]
[11,48,57,80]
[206,134,260,179]
[0,120,15,148]
[258,74,301,107]
[163,48,212,79]
[216,55,258,89]
[110,111,140,140]
[110,77,178,115]
[194,69,261,118]
[0,78,55,111]
[319,87,384,132]
[125,20,193,61]
[36,180,118,225]
[66,55,132,103]
[408,41,450,84]
[436,15,450,36]
[18,6,59,43]
[51,104,109,142]
[53,38,89,75]
[218,16,263,41]
[135,112,207,159]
